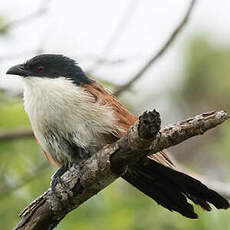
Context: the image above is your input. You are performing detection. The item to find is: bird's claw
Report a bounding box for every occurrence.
[50,166,68,200]
[50,163,81,202]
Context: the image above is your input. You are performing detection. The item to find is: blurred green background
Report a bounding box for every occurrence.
[1,1,230,229]
[0,36,230,230]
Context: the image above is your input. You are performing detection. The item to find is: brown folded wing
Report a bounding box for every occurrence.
[83,81,175,168]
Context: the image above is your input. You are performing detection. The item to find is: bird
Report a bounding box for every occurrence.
[6,54,230,219]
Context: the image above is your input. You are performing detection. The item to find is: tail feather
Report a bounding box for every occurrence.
[187,195,211,211]
[122,158,229,218]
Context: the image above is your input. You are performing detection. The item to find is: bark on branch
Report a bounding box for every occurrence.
[14,110,229,230]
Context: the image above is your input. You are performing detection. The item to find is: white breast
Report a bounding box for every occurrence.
[23,77,119,165]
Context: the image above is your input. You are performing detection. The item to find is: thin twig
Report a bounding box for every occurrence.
[0,0,51,61]
[2,0,51,31]
[87,0,140,73]
[0,129,34,141]
[114,0,197,97]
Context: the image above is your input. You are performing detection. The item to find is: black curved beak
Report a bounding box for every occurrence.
[6,64,30,77]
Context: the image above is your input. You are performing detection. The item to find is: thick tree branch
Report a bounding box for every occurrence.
[114,0,197,97]
[13,110,229,230]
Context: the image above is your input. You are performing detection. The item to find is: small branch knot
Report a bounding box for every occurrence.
[138,110,161,140]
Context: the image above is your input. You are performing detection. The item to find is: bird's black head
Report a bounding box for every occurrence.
[6,54,92,85]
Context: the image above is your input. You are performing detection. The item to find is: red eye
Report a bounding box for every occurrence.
[37,66,45,72]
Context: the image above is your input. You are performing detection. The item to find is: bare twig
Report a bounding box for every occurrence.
[0,129,34,141]
[2,0,51,31]
[101,0,140,56]
[13,110,229,230]
[0,0,51,62]
[114,0,197,97]
[87,0,140,73]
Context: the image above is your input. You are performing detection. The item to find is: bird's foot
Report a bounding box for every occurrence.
[50,165,68,200]
[50,163,81,200]
[73,163,81,175]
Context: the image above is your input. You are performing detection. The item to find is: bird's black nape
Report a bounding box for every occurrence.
[7,54,93,86]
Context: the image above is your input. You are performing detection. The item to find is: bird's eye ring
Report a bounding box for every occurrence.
[37,66,45,72]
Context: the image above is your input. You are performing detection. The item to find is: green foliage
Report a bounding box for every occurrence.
[54,180,230,230]
[181,36,230,166]
[0,101,30,129]
[0,16,8,34]
[183,36,230,110]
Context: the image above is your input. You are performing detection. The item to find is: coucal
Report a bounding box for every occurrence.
[6,54,230,218]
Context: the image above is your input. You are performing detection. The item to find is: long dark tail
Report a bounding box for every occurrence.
[122,158,229,219]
